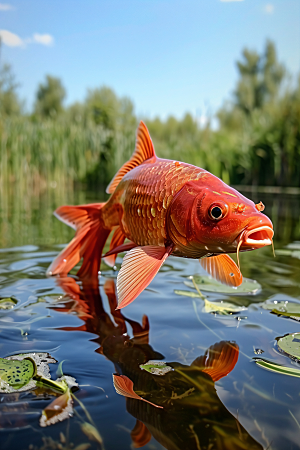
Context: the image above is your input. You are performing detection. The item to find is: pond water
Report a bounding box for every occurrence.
[0,189,300,450]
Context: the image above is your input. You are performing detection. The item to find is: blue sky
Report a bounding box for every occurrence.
[0,0,299,120]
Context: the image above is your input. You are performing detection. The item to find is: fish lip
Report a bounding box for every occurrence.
[242,226,274,248]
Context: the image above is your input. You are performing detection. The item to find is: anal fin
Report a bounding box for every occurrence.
[200,254,243,287]
[117,245,173,309]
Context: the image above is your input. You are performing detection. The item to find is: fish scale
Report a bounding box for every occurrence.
[105,159,206,247]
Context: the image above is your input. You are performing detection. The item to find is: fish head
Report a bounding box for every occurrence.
[168,176,274,256]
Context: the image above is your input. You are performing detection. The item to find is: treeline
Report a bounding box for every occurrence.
[0,40,299,192]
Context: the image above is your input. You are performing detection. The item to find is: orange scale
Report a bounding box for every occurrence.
[166,195,173,208]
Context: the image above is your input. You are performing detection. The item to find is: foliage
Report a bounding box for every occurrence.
[0,40,299,192]
[34,75,66,118]
[0,64,22,116]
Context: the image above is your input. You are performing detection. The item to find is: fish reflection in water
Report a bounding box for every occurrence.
[54,277,263,450]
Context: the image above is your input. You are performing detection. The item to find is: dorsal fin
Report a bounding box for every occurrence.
[106,121,156,194]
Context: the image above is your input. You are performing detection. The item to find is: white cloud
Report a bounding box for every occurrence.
[32,33,54,46]
[0,3,14,11]
[264,3,274,14]
[0,29,54,48]
[0,29,23,47]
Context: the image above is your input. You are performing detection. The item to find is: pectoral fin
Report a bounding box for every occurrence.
[116,245,173,309]
[200,254,243,287]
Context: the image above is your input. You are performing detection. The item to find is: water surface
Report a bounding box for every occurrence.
[0,190,300,450]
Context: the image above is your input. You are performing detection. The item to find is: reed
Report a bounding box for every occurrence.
[0,117,136,194]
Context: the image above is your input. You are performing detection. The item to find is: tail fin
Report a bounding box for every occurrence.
[47,203,111,281]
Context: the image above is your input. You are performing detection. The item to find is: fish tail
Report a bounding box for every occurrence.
[47,203,111,281]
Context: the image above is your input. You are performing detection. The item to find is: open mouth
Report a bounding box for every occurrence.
[244,226,274,247]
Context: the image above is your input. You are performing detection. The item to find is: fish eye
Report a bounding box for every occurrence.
[209,204,226,221]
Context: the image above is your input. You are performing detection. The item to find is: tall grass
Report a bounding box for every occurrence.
[0,118,136,194]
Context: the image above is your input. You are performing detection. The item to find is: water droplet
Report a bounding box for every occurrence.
[254,348,264,355]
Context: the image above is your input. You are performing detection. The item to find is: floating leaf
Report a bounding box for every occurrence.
[203,298,247,315]
[113,374,163,408]
[174,289,202,298]
[40,389,73,427]
[0,357,36,389]
[262,300,300,320]
[277,333,300,360]
[276,245,300,260]
[140,360,173,376]
[185,275,261,295]
[286,241,300,251]
[0,297,17,310]
[255,359,300,378]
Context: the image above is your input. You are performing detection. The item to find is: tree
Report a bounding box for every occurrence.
[0,63,22,116]
[85,86,119,130]
[34,75,66,118]
[234,40,285,115]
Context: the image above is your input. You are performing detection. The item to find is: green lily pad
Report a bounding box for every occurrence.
[140,360,173,375]
[203,298,247,315]
[255,359,300,378]
[276,242,300,259]
[184,275,261,295]
[277,333,300,360]
[0,357,37,389]
[0,297,17,310]
[286,242,300,251]
[262,300,300,320]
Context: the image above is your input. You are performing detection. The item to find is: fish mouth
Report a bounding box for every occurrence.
[243,226,274,248]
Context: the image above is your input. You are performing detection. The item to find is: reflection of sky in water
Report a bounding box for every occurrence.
[0,192,300,449]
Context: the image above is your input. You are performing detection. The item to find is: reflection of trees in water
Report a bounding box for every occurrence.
[53,277,263,450]
[0,188,298,248]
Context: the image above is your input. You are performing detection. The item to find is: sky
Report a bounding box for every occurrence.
[0,0,299,121]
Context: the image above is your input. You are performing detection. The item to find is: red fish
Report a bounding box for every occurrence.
[47,122,274,308]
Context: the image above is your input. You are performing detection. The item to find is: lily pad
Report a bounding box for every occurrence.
[262,300,300,320]
[286,241,300,250]
[0,352,57,393]
[0,357,36,389]
[0,297,17,310]
[255,359,300,378]
[140,360,173,375]
[276,242,300,260]
[277,333,300,360]
[184,275,261,295]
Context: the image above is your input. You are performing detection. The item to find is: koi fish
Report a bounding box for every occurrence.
[47,121,274,308]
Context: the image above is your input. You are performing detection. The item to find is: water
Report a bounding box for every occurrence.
[0,190,300,450]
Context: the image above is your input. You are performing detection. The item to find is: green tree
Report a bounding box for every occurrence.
[85,86,119,129]
[0,63,22,116]
[34,75,66,118]
[234,40,285,115]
